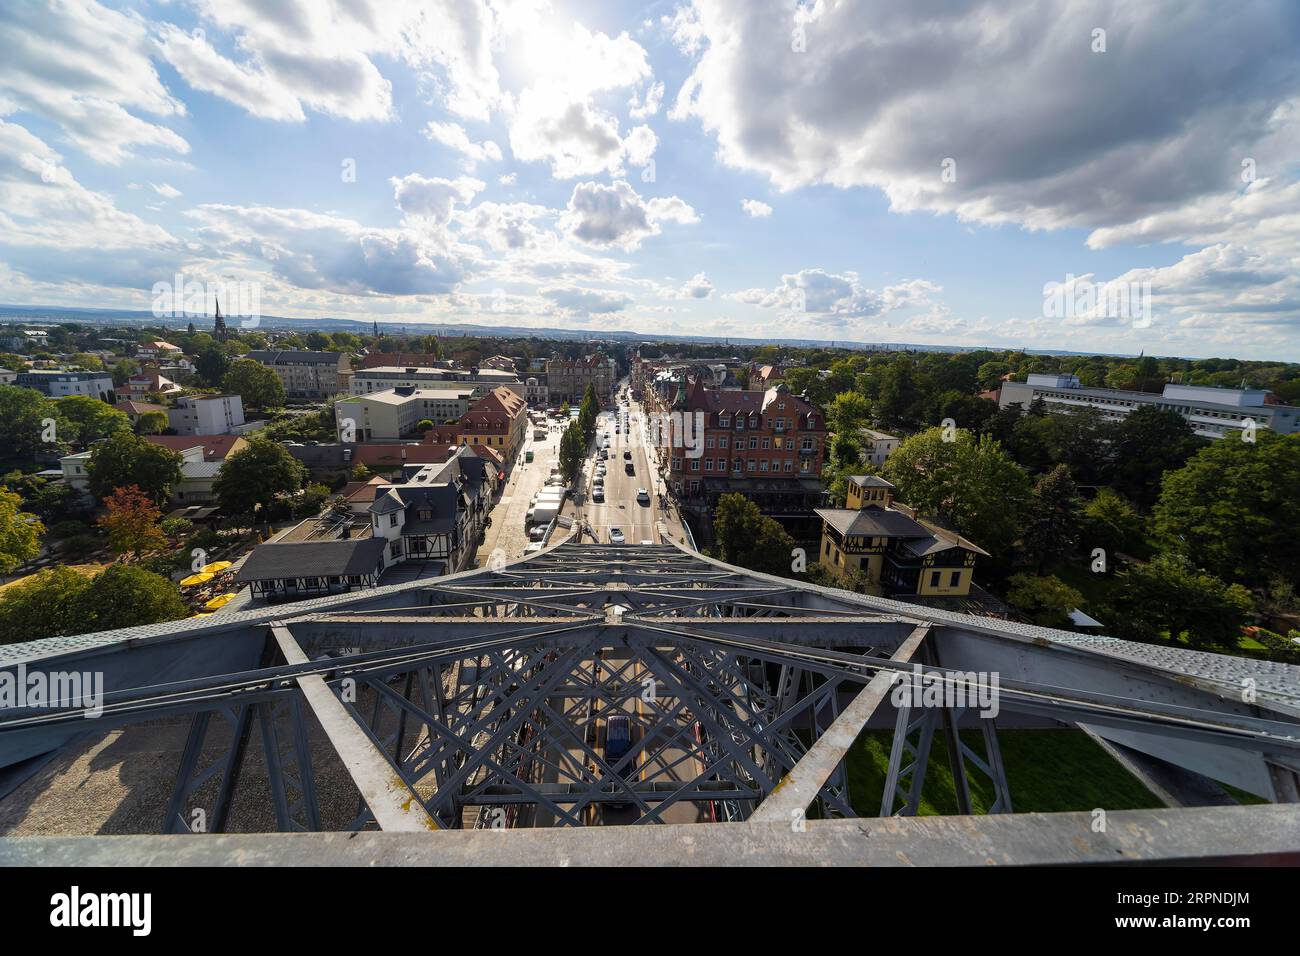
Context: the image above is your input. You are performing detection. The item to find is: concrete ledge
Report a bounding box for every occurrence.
[2,804,1298,867]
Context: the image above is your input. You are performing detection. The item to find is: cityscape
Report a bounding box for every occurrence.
[0,0,1296,903]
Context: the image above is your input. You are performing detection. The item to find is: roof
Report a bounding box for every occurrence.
[180,460,222,479]
[145,434,245,461]
[340,387,473,405]
[816,507,929,538]
[114,400,156,416]
[235,537,388,582]
[857,428,899,442]
[847,475,896,488]
[246,350,345,365]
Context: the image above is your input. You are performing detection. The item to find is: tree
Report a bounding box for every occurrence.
[0,566,90,644]
[559,422,585,482]
[713,493,796,575]
[212,438,307,519]
[97,485,167,559]
[0,486,44,573]
[1022,465,1078,572]
[0,385,66,463]
[1005,574,1083,629]
[579,384,599,442]
[882,427,1031,561]
[221,358,286,411]
[1107,555,1253,650]
[875,357,922,428]
[72,564,188,635]
[1153,432,1300,585]
[57,395,131,445]
[86,432,184,505]
[194,343,231,386]
[1108,406,1202,508]
[135,409,170,435]
[1078,489,1144,563]
[826,391,871,437]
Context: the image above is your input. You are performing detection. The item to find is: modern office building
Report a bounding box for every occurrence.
[335,387,477,441]
[246,350,351,399]
[15,369,114,401]
[167,393,247,436]
[998,374,1300,439]
[349,365,523,399]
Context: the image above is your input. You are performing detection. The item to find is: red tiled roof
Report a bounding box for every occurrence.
[144,434,246,461]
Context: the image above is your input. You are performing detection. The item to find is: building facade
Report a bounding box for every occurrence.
[998,374,1300,439]
[168,393,246,436]
[816,476,988,599]
[349,365,523,399]
[16,369,114,401]
[246,350,351,399]
[335,387,476,441]
[546,354,615,407]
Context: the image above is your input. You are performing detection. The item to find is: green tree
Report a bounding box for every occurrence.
[1153,432,1300,585]
[57,395,131,445]
[559,422,585,482]
[194,343,231,386]
[875,357,922,428]
[134,409,170,435]
[221,358,286,411]
[0,566,91,644]
[713,493,796,575]
[72,564,188,635]
[882,427,1031,560]
[1108,406,1202,509]
[1005,574,1083,629]
[86,432,184,505]
[0,385,66,463]
[579,384,599,442]
[1107,555,1254,650]
[0,486,44,573]
[212,438,307,518]
[1022,465,1078,572]
[1078,489,1144,562]
[826,391,871,437]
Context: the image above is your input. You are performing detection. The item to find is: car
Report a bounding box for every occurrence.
[592,486,604,502]
[529,526,546,542]
[609,527,625,544]
[624,461,634,475]
[636,488,650,505]
[623,450,632,460]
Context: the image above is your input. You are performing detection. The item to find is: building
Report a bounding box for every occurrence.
[858,427,901,467]
[815,475,988,600]
[546,354,615,406]
[663,378,827,541]
[233,446,492,600]
[359,352,443,369]
[246,350,351,399]
[114,399,157,422]
[998,374,1300,439]
[16,369,114,401]
[524,377,549,407]
[481,355,519,373]
[349,365,523,399]
[126,369,181,399]
[167,394,247,436]
[143,434,248,463]
[135,340,182,360]
[59,437,243,503]
[0,368,17,385]
[335,386,476,441]
[452,386,529,466]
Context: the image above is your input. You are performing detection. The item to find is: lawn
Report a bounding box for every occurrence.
[844,728,1164,816]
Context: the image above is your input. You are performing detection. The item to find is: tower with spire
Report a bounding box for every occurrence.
[213,296,228,342]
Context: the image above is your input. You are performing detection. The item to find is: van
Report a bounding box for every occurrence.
[605,714,631,764]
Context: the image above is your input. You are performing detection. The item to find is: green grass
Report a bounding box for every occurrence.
[844,728,1165,815]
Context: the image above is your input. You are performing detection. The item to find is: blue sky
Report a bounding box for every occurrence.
[2,1,1299,359]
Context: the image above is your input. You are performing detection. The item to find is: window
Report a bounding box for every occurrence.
[733,457,742,472]
[704,458,713,471]
[689,458,700,471]
[747,458,757,472]
[950,571,961,587]
[759,459,768,471]
[389,514,398,527]
[784,460,793,472]
[719,416,730,427]
[762,437,771,449]
[706,436,715,448]
[672,457,682,472]
[719,435,729,449]
[736,417,744,430]
[749,437,757,449]
[824,540,830,556]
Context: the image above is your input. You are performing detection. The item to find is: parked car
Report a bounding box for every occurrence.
[609,527,625,544]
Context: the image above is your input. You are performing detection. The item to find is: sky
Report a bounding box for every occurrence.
[2,0,1300,360]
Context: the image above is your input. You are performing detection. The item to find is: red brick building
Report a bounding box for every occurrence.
[664,378,828,540]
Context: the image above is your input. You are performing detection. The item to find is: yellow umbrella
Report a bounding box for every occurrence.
[204,592,237,610]
[190,612,213,618]
[201,561,234,574]
[180,572,215,587]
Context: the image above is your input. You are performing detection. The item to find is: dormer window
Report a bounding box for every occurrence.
[719,415,730,427]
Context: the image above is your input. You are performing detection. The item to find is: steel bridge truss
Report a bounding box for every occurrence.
[3,543,1299,835]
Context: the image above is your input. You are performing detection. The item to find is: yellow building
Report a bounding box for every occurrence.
[816,475,987,598]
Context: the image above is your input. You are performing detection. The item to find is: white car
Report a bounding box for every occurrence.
[609,527,625,545]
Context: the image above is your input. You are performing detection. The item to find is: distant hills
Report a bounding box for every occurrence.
[0,303,1123,358]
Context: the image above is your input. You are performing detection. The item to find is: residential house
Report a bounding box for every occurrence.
[334,386,476,441]
[858,428,901,467]
[167,393,248,436]
[246,350,351,399]
[126,369,182,399]
[546,354,615,406]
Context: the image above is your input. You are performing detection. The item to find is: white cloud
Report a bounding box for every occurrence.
[560,180,698,250]
[730,269,945,329]
[424,121,502,169]
[540,285,632,317]
[741,199,772,218]
[0,0,188,163]
[390,174,485,224]
[151,182,182,199]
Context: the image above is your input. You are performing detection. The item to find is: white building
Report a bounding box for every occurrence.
[998,375,1300,439]
[857,427,901,467]
[525,377,549,407]
[350,365,523,399]
[168,393,246,436]
[335,386,476,441]
[16,369,114,401]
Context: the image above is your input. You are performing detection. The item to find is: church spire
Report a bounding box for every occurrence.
[213,295,228,342]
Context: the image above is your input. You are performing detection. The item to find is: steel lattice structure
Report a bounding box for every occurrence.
[1,541,1298,857]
